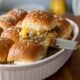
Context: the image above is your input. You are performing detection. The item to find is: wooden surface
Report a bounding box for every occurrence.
[45,16,80,80]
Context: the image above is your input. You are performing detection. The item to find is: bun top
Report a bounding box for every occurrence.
[7,40,47,62]
[7,9,27,21]
[22,10,55,31]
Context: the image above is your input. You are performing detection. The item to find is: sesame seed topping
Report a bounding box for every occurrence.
[12,9,26,17]
[0,15,14,22]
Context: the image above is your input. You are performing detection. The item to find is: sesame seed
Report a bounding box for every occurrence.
[13,9,26,17]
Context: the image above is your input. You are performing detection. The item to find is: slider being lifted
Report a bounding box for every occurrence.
[20,10,58,47]
[20,10,72,47]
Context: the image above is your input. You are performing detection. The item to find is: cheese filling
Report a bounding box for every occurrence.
[20,25,60,43]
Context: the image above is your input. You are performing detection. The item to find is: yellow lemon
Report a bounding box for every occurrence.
[50,0,67,15]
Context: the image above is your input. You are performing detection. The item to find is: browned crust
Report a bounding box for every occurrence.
[1,27,20,43]
[22,10,54,30]
[0,38,13,63]
[7,40,46,62]
[0,9,27,30]
[7,9,27,22]
[59,20,72,39]
[0,15,16,29]
[53,15,72,39]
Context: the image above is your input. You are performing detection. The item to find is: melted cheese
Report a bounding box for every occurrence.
[20,27,29,38]
[20,27,41,39]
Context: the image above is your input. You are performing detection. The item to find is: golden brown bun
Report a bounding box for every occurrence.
[59,19,72,39]
[0,38,13,63]
[0,9,27,30]
[1,27,20,43]
[53,15,72,39]
[0,15,16,29]
[7,40,47,62]
[22,10,55,31]
[7,9,27,22]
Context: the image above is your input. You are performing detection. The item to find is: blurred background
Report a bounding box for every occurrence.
[0,0,79,15]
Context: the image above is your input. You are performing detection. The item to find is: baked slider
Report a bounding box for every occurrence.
[0,15,16,29]
[0,38,13,63]
[7,40,47,62]
[0,9,27,30]
[20,10,58,47]
[7,9,27,22]
[1,27,20,43]
[53,15,72,39]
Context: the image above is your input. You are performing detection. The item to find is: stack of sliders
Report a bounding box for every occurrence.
[0,9,72,64]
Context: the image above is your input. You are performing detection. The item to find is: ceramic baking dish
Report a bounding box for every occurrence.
[0,18,79,80]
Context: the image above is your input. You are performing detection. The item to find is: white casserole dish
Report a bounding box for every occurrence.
[0,19,79,80]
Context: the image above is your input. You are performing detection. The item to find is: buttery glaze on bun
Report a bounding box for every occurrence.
[0,9,27,30]
[52,15,72,39]
[0,15,16,29]
[7,40,47,62]
[7,9,27,22]
[59,19,72,39]
[0,38,13,63]
[22,10,55,31]
[1,27,20,43]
